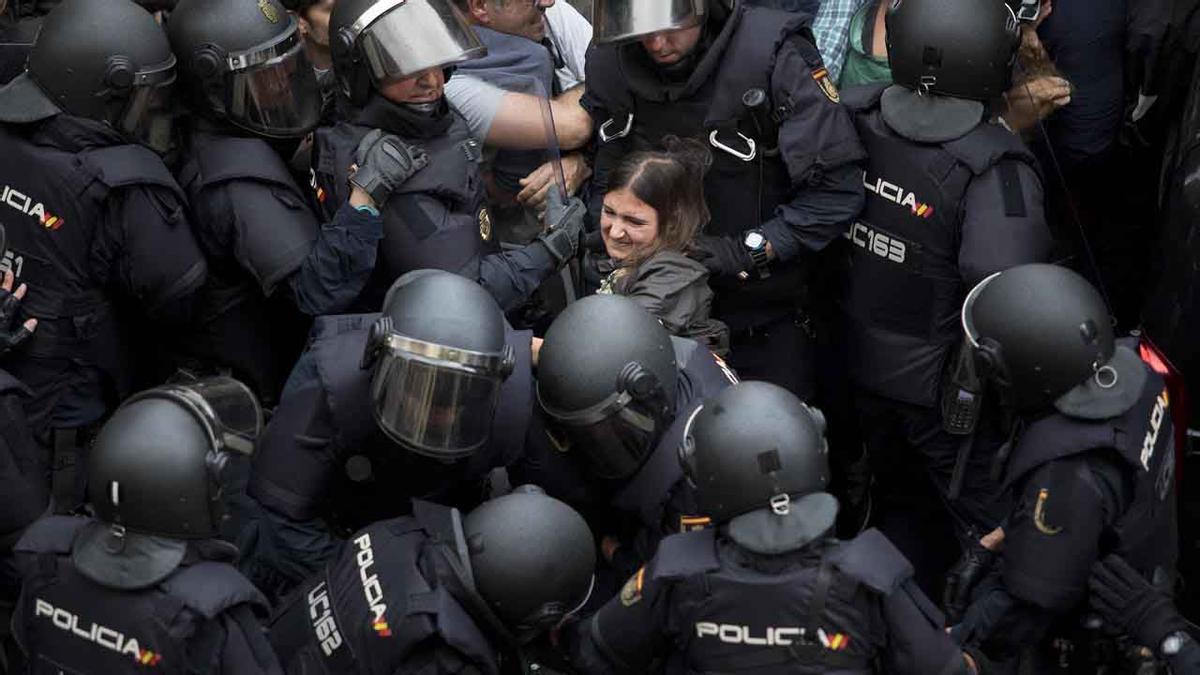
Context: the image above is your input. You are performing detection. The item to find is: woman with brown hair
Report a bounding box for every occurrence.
[596,138,729,356]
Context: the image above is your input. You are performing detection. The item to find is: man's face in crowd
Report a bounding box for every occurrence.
[298,0,335,49]
[378,67,446,106]
[640,24,703,66]
[471,0,554,42]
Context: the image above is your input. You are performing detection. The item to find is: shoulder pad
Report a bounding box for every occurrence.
[581,43,633,114]
[310,313,378,343]
[840,82,888,112]
[0,369,30,396]
[943,123,1036,176]
[827,528,913,595]
[161,561,268,619]
[14,516,88,556]
[670,336,700,370]
[651,530,720,580]
[81,145,185,200]
[190,135,298,189]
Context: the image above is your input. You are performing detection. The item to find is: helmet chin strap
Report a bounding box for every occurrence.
[402,100,441,116]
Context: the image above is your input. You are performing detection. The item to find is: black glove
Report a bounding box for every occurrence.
[1089,554,1186,651]
[538,190,586,266]
[0,274,34,355]
[349,129,429,207]
[689,235,753,278]
[944,539,997,624]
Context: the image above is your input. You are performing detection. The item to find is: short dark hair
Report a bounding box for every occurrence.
[605,136,711,264]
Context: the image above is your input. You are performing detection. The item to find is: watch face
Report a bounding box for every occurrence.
[1163,633,1186,655]
[744,232,765,249]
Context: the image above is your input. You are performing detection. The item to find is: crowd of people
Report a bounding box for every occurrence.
[0,0,1197,672]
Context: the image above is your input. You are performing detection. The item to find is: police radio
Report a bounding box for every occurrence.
[941,339,985,436]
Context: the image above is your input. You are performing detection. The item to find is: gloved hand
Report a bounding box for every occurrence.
[349,129,429,207]
[944,538,997,624]
[538,189,587,266]
[1089,554,1186,651]
[689,235,753,278]
[0,270,36,355]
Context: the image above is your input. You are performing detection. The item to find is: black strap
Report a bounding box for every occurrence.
[997,161,1027,218]
[50,429,79,515]
[806,557,835,640]
[318,572,362,675]
[948,432,976,500]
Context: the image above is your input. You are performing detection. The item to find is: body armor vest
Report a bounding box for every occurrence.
[311,116,493,312]
[1004,358,1178,583]
[842,85,1039,406]
[654,528,912,674]
[14,516,266,674]
[586,7,813,319]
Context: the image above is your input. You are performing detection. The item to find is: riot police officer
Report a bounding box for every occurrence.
[267,488,595,674]
[566,381,979,674]
[840,0,1054,592]
[313,0,585,313]
[584,0,866,398]
[951,264,1179,671]
[243,270,538,599]
[0,0,208,513]
[10,377,281,674]
[534,294,737,584]
[166,0,420,404]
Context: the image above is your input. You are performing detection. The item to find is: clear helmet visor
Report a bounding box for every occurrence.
[592,0,706,45]
[114,57,177,154]
[223,24,321,137]
[539,388,663,480]
[354,0,486,82]
[367,333,512,460]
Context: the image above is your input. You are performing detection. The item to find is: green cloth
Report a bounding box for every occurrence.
[838,1,892,88]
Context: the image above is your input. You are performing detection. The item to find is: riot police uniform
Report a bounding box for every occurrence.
[10,377,282,674]
[166,0,399,404]
[533,295,738,582]
[314,0,584,315]
[952,265,1180,671]
[243,271,536,598]
[568,382,973,674]
[0,0,207,511]
[584,0,866,397]
[267,491,594,674]
[838,0,1054,592]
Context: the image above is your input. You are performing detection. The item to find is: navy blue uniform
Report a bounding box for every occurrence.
[310,97,562,314]
[176,124,382,404]
[240,313,535,599]
[583,3,865,398]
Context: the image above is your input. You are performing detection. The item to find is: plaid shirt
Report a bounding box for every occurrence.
[813,0,870,83]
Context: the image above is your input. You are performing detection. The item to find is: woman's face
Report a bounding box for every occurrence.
[601,188,660,262]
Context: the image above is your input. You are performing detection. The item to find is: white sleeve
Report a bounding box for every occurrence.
[545,2,592,90]
[444,74,507,142]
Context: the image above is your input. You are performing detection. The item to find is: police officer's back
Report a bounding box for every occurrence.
[242,270,537,598]
[10,378,281,674]
[839,0,1054,592]
[267,488,595,674]
[0,0,208,512]
[534,294,737,580]
[312,0,584,315]
[567,381,977,674]
[951,265,1179,670]
[166,0,418,404]
[584,0,866,398]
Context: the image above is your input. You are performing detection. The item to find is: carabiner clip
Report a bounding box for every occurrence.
[598,113,634,143]
[709,129,757,162]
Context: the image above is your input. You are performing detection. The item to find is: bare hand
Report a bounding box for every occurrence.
[1003,76,1071,132]
[517,153,592,210]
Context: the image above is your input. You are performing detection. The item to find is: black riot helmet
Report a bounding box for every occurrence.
[80,377,262,589]
[591,0,707,45]
[361,270,514,461]
[0,0,177,152]
[167,0,321,138]
[679,381,832,527]
[537,295,678,480]
[463,488,595,642]
[962,264,1115,412]
[329,0,484,106]
[886,0,1020,102]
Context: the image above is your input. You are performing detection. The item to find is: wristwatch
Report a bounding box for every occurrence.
[742,229,771,280]
[1161,630,1193,657]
